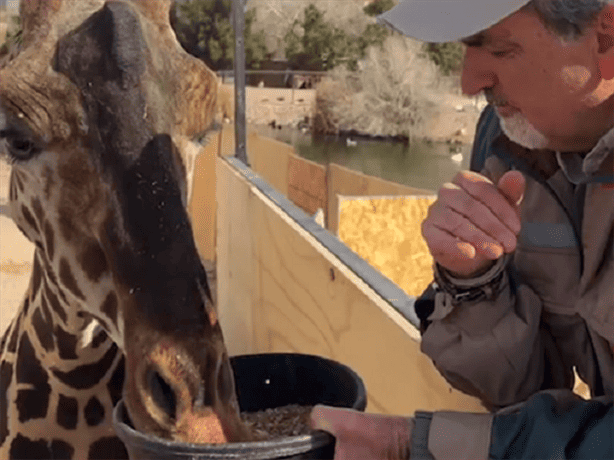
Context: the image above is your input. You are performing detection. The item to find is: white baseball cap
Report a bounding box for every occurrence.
[377,0,532,43]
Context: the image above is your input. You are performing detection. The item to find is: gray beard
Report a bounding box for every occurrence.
[497,111,550,150]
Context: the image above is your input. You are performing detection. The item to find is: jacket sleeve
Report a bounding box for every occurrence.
[409,391,613,460]
[415,107,575,408]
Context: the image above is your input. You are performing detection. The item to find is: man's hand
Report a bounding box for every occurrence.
[310,405,413,460]
[421,170,525,278]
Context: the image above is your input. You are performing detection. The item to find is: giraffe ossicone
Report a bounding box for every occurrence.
[0,1,254,458]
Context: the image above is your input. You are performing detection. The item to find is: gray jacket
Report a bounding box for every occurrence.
[411,106,613,459]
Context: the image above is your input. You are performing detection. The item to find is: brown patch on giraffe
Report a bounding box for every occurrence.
[42,165,55,200]
[9,178,17,201]
[51,342,118,389]
[31,256,42,297]
[58,206,78,243]
[87,436,128,460]
[59,257,86,301]
[100,292,118,329]
[44,282,67,324]
[107,355,125,407]
[79,241,108,282]
[0,362,13,444]
[9,434,50,459]
[13,170,24,193]
[7,313,21,353]
[40,295,53,325]
[84,396,105,426]
[91,328,108,348]
[31,198,44,224]
[54,325,78,360]
[21,205,39,233]
[31,307,54,353]
[44,220,55,261]
[9,434,75,459]
[56,394,78,430]
[15,334,51,422]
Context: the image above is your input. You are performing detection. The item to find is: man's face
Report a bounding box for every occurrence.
[460,7,614,152]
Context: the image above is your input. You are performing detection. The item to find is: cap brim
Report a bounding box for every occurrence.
[377,0,531,43]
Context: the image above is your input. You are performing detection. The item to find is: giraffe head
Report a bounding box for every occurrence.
[0,0,252,444]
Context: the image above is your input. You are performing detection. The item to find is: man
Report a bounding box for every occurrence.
[310,1,613,458]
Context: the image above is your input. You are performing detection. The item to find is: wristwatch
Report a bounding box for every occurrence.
[433,254,510,304]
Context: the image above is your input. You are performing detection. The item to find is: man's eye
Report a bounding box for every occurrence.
[491,49,514,58]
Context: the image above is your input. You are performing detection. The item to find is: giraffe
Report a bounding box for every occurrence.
[0,0,254,458]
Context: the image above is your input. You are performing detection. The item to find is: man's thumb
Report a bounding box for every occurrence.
[497,170,525,207]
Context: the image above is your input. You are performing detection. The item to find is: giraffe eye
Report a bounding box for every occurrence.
[0,128,41,162]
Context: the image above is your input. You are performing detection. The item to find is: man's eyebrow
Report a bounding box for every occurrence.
[461,33,485,47]
[460,33,517,47]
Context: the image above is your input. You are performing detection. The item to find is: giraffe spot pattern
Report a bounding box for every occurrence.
[92,328,108,348]
[21,205,39,233]
[9,434,75,459]
[31,198,45,226]
[59,258,86,301]
[56,394,79,430]
[42,165,54,200]
[13,171,24,193]
[44,282,68,324]
[52,343,118,389]
[15,334,51,422]
[107,355,125,406]
[7,313,21,353]
[44,220,55,261]
[32,307,55,353]
[54,325,79,360]
[100,292,118,329]
[31,257,42,298]
[87,436,128,459]
[84,396,105,426]
[0,362,13,445]
[9,178,17,201]
[80,241,108,282]
[40,294,53,326]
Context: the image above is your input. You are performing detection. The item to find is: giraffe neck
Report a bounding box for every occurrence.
[0,250,128,459]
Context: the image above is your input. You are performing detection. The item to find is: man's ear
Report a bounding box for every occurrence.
[596,5,614,80]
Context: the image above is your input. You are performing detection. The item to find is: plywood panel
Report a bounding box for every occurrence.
[188,133,221,262]
[338,196,437,298]
[216,158,485,416]
[215,158,257,356]
[287,155,327,216]
[247,131,292,196]
[327,164,434,235]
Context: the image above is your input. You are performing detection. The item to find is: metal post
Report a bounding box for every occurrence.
[232,0,248,165]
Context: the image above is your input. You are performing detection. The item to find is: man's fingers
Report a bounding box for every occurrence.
[497,170,525,208]
[430,189,516,254]
[451,171,522,235]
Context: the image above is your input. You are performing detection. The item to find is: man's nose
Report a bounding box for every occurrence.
[460,46,497,96]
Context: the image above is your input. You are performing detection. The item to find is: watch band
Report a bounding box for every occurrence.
[433,254,510,304]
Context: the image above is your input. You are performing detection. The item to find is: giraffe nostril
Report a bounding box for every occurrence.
[147,368,176,421]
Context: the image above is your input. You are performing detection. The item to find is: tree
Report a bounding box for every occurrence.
[423,42,465,75]
[284,4,389,72]
[171,0,268,71]
[363,0,397,17]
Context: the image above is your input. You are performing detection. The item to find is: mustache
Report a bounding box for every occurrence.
[483,89,509,106]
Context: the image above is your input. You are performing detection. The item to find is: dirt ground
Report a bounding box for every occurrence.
[0,159,34,336]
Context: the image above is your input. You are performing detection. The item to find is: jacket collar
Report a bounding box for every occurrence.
[556,126,614,185]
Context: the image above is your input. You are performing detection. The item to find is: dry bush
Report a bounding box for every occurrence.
[315,34,442,139]
[313,77,353,134]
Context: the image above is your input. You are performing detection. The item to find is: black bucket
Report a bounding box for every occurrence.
[113,353,367,459]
